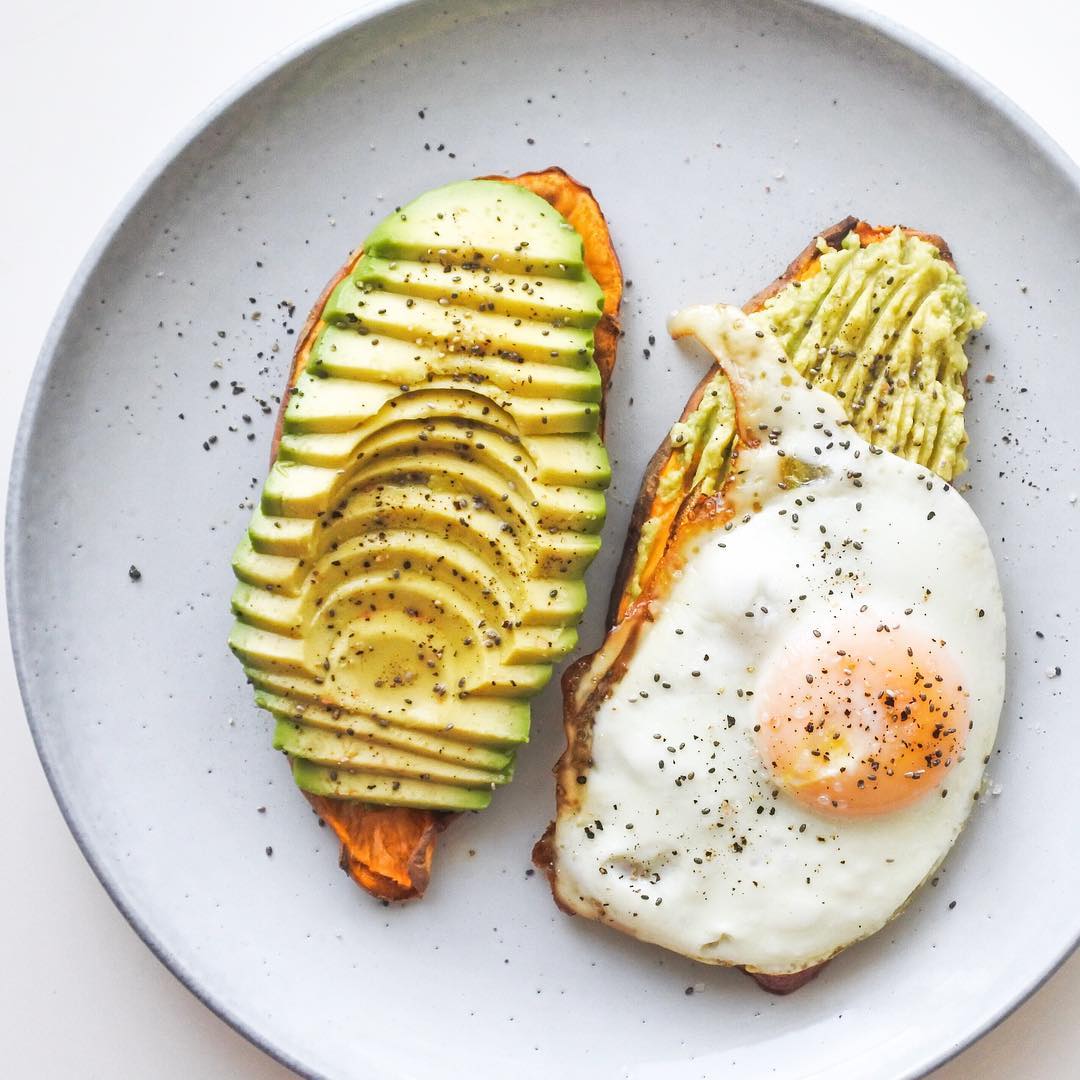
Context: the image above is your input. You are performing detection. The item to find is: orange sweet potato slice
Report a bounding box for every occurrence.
[266,168,622,901]
[538,218,962,991]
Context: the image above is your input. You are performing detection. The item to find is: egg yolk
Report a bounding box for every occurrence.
[757,624,968,817]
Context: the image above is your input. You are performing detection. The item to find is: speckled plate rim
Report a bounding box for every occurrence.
[8,2,1080,1077]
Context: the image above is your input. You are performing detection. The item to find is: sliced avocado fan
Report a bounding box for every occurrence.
[229,180,609,812]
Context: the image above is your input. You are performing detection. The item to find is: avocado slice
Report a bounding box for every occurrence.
[362,179,586,277]
[309,326,603,401]
[284,373,398,434]
[274,435,608,534]
[230,179,610,812]
[254,690,514,771]
[232,534,308,592]
[231,582,303,636]
[351,255,604,326]
[247,507,315,556]
[521,434,610,487]
[291,758,493,812]
[323,281,595,368]
[228,621,306,673]
[243,666,531,747]
[272,719,511,788]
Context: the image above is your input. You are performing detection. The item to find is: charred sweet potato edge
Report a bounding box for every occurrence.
[263,167,622,901]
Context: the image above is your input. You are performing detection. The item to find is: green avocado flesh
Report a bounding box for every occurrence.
[624,228,985,605]
[229,180,609,812]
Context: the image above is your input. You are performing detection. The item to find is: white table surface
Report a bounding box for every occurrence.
[3,2,1077,1076]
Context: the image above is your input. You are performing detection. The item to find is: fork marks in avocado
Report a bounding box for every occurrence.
[758,229,984,480]
[623,228,984,608]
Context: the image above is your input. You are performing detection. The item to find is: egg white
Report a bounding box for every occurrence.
[551,306,1006,974]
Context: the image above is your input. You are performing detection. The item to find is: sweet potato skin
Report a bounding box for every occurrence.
[262,168,621,902]
[541,219,959,990]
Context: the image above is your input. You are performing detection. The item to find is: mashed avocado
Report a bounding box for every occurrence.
[623,228,984,605]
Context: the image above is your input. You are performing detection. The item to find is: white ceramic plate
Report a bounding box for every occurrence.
[10,2,1080,1077]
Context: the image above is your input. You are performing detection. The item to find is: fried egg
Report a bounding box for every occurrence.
[549,305,1006,975]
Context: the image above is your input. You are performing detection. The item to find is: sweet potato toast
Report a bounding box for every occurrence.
[608,217,956,627]
[537,218,974,991]
[266,168,622,901]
